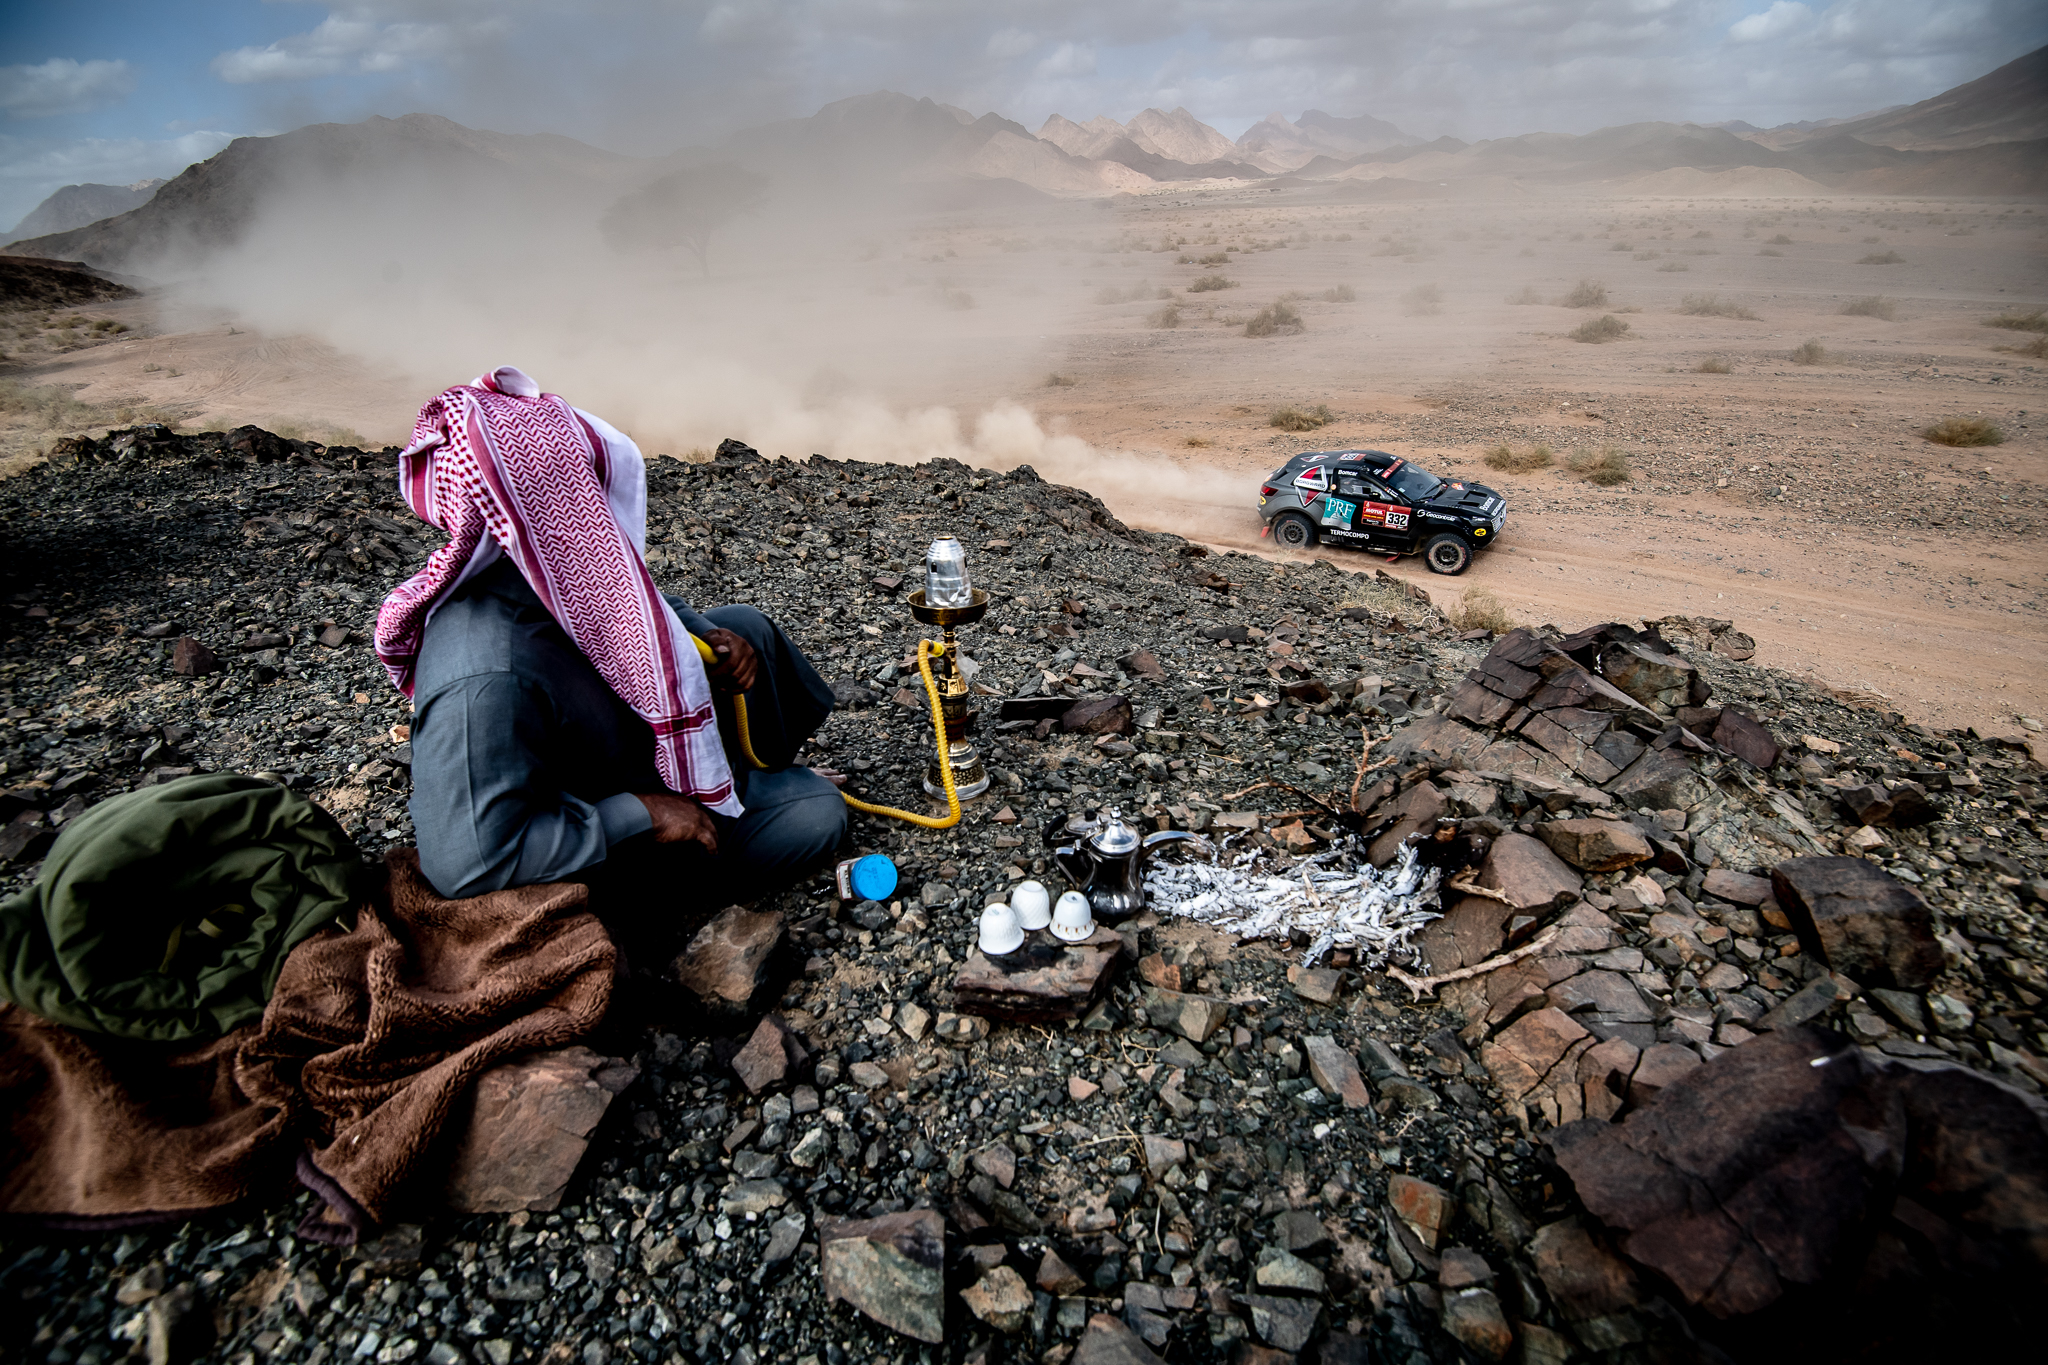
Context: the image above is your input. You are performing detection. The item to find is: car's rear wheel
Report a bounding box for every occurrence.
[1272,513,1317,549]
[1424,533,1472,575]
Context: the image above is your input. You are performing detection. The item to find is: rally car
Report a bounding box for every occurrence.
[1256,448,1506,574]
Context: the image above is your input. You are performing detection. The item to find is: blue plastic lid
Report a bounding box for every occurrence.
[849,854,898,902]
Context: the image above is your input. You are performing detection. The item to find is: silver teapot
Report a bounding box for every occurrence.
[1047,808,1203,924]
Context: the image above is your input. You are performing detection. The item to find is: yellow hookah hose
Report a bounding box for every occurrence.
[693,634,963,830]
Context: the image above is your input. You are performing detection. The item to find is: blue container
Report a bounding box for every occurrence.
[837,854,899,903]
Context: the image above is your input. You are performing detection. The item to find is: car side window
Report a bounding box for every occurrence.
[1336,473,1367,497]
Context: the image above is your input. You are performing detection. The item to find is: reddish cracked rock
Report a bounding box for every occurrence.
[670,906,785,1011]
[1440,1286,1514,1360]
[1389,1174,1455,1250]
[171,635,221,676]
[1551,1028,1897,1317]
[1702,868,1773,905]
[1071,1311,1166,1364]
[820,1208,946,1343]
[1422,895,1512,972]
[1626,1044,1703,1105]
[1480,1007,1591,1103]
[1367,780,1449,866]
[1476,833,1583,912]
[1303,1035,1372,1109]
[731,1013,806,1094]
[1528,1216,1647,1324]
[1536,817,1652,873]
[444,1047,637,1213]
[1712,708,1781,770]
[1771,856,1942,989]
[1060,694,1133,735]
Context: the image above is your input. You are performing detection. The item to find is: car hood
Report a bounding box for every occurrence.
[1420,479,1502,509]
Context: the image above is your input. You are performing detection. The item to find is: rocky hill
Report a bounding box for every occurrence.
[1797,42,2048,152]
[1,422,2043,1364]
[2,114,640,272]
[4,179,163,245]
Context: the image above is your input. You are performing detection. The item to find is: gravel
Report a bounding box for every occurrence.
[2,423,2043,1364]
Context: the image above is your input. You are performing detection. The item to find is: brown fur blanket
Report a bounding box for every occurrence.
[0,850,614,1241]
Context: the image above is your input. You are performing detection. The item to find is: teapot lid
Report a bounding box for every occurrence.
[1089,808,1140,855]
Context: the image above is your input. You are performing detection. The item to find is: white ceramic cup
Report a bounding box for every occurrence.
[978,902,1025,955]
[1011,880,1052,931]
[1050,890,1096,943]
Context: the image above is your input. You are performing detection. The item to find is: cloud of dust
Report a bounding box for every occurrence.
[130,119,1201,514]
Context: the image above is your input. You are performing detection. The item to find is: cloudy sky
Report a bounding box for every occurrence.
[4,0,2042,228]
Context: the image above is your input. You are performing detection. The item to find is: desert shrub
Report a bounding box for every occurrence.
[1451,588,1515,635]
[1858,251,1905,265]
[1244,301,1306,337]
[1997,334,2048,358]
[1505,285,1544,305]
[1790,339,1827,365]
[1188,274,1237,293]
[1566,445,1633,485]
[1656,261,1690,272]
[1323,284,1356,302]
[1482,443,1554,472]
[1045,373,1077,387]
[1094,286,1125,305]
[1183,436,1214,447]
[1691,230,1713,239]
[1768,234,1793,244]
[1269,404,1335,431]
[1562,279,1609,308]
[1696,356,1733,374]
[1984,308,2048,333]
[1841,296,1898,320]
[1196,252,1230,265]
[1149,302,1184,329]
[1609,241,1632,252]
[941,286,975,309]
[1570,314,1630,343]
[1757,247,1784,257]
[1401,284,1443,316]
[1677,294,1760,319]
[1922,417,2004,447]
[0,380,102,427]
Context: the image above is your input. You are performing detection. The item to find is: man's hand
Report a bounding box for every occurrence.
[699,628,759,695]
[635,792,719,853]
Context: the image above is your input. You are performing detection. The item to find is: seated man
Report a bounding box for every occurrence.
[374,366,845,911]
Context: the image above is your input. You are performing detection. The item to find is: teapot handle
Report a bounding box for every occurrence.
[1051,844,1091,889]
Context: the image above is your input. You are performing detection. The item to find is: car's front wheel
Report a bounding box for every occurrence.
[1424,533,1473,575]
[1272,513,1318,549]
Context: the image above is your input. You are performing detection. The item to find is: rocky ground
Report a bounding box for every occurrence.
[2,424,2046,1365]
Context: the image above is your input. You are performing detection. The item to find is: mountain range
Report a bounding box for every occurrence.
[5,44,2043,276]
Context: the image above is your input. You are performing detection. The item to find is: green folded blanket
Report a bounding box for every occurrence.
[0,774,363,1039]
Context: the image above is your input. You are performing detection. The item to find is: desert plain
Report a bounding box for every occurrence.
[8,181,2046,734]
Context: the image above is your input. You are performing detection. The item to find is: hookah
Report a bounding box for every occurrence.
[693,534,988,830]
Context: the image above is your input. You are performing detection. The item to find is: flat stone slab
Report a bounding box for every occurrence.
[951,927,1124,1023]
[670,905,785,1011]
[1303,1035,1372,1109]
[1771,856,1942,990]
[444,1047,638,1213]
[819,1207,946,1343]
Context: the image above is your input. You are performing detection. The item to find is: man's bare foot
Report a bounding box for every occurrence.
[810,768,849,788]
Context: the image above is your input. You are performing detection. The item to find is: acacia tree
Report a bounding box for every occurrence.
[600,163,768,276]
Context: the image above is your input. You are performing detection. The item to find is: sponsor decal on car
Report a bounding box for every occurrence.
[1320,495,1357,527]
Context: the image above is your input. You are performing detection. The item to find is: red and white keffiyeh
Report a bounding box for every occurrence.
[375,366,739,816]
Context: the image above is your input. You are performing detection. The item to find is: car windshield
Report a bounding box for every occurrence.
[1382,460,1442,501]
